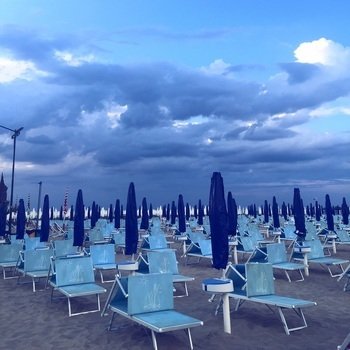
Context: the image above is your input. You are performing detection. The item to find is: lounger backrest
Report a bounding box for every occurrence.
[55,256,95,287]
[337,230,350,242]
[282,225,296,239]
[112,232,125,245]
[127,273,173,315]
[239,236,256,251]
[24,248,53,272]
[267,243,287,264]
[149,235,167,249]
[24,237,47,251]
[53,239,77,257]
[246,263,275,297]
[306,239,325,259]
[225,264,246,292]
[90,243,115,265]
[0,243,22,263]
[88,229,104,242]
[147,250,178,274]
[198,239,212,256]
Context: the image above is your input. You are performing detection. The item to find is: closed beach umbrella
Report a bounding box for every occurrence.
[209,172,229,270]
[70,205,74,221]
[16,198,26,240]
[114,199,120,229]
[91,201,97,228]
[40,195,50,242]
[263,200,269,224]
[293,188,306,242]
[170,201,176,225]
[59,206,63,221]
[177,194,186,233]
[73,189,85,247]
[281,202,288,221]
[149,203,153,219]
[227,191,237,236]
[325,194,335,232]
[125,182,138,256]
[185,203,190,221]
[166,204,170,221]
[341,197,349,225]
[198,200,204,226]
[140,197,149,230]
[108,204,113,223]
[272,196,280,228]
[315,201,321,221]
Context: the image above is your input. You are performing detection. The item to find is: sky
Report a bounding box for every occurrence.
[1,0,350,210]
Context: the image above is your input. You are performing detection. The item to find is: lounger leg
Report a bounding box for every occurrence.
[151,330,158,350]
[187,328,194,350]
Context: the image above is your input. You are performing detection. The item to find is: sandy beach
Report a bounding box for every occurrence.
[1,241,350,350]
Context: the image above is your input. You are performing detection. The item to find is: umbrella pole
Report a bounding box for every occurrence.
[221,268,232,334]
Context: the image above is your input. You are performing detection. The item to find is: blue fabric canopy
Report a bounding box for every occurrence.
[177,194,186,233]
[73,189,85,247]
[209,172,229,270]
[325,194,334,231]
[272,196,280,228]
[114,199,121,229]
[125,182,138,256]
[40,194,50,242]
[140,197,149,230]
[341,197,349,225]
[16,198,26,240]
[293,188,306,242]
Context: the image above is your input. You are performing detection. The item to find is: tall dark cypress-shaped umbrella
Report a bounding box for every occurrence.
[140,197,149,230]
[227,191,237,236]
[263,200,269,224]
[177,194,186,234]
[40,194,50,242]
[198,200,204,226]
[149,203,153,219]
[59,206,63,221]
[315,201,321,221]
[272,196,280,228]
[293,188,306,242]
[108,204,113,223]
[70,205,74,221]
[281,202,288,221]
[325,194,335,232]
[341,197,349,225]
[16,198,26,240]
[170,201,176,225]
[162,205,166,218]
[253,203,257,218]
[120,204,124,219]
[185,203,190,222]
[193,205,198,219]
[125,182,138,257]
[73,189,85,247]
[209,172,229,270]
[114,199,121,229]
[166,203,170,221]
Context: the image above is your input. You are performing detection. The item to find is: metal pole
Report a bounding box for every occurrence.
[0,125,23,236]
[36,181,42,231]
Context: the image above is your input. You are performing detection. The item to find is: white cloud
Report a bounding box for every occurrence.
[54,50,95,66]
[294,37,350,67]
[200,59,232,76]
[0,57,47,83]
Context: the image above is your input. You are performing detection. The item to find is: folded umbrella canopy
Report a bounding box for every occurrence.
[40,194,50,242]
[16,198,26,240]
[73,189,85,247]
[177,194,186,234]
[140,197,149,230]
[341,197,349,225]
[209,172,229,270]
[125,182,138,256]
[293,188,306,243]
[325,194,334,232]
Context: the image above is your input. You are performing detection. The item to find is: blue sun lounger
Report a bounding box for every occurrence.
[226,263,316,335]
[0,242,22,279]
[103,273,203,350]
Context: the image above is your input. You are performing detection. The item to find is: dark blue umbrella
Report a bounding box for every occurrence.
[140,197,149,230]
[263,200,269,224]
[16,198,26,240]
[40,194,50,242]
[325,194,335,232]
[341,197,349,225]
[253,203,257,218]
[125,182,138,256]
[166,203,170,221]
[170,201,176,225]
[162,204,166,218]
[315,201,321,221]
[281,202,288,221]
[90,201,97,228]
[120,204,124,219]
[197,200,204,226]
[87,206,91,219]
[0,201,7,236]
[227,191,237,236]
[177,194,186,233]
[185,203,190,222]
[114,199,121,229]
[209,172,229,270]
[193,205,198,219]
[149,203,153,219]
[272,196,280,228]
[109,204,113,223]
[293,188,306,242]
[73,189,85,247]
